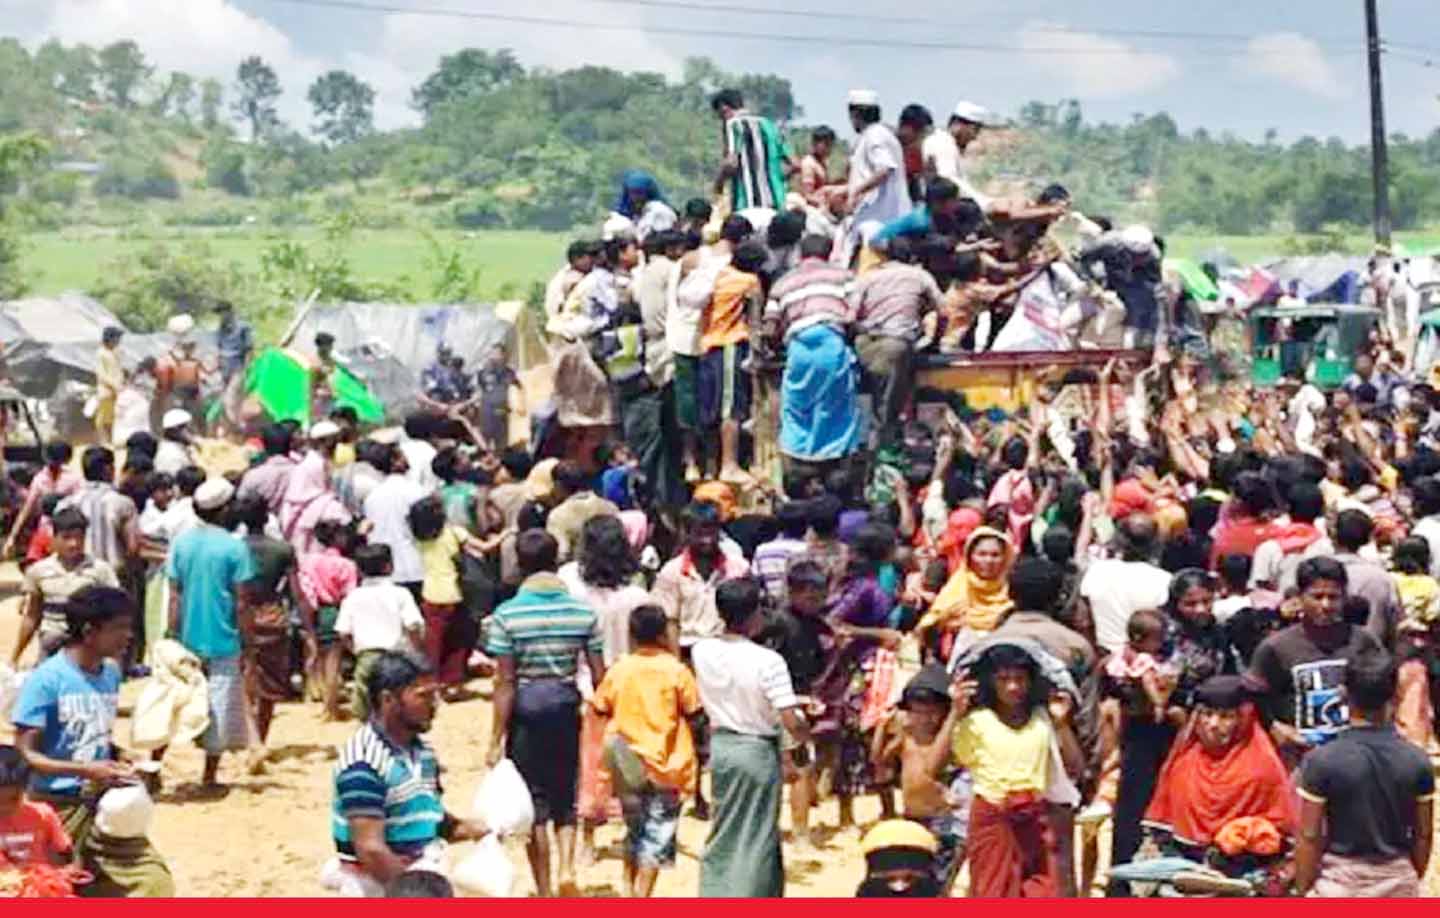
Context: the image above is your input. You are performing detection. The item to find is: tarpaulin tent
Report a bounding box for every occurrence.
[285,302,518,374]
[244,347,385,427]
[1261,256,1368,304]
[1165,258,1220,302]
[0,293,218,399]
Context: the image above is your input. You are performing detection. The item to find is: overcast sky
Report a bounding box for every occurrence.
[5,0,1439,143]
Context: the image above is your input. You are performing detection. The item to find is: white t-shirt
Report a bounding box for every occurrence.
[154,439,195,476]
[363,475,429,584]
[848,123,911,235]
[921,131,991,212]
[691,635,799,737]
[400,439,439,493]
[1079,558,1172,655]
[335,578,424,655]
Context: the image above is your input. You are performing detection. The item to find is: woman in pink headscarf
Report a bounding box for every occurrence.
[988,434,1036,550]
[279,422,353,556]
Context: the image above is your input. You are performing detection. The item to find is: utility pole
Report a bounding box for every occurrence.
[1365,0,1392,246]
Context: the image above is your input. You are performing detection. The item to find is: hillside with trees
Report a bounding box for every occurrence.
[0,36,1436,326]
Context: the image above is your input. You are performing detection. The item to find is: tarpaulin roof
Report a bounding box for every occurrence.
[285,302,516,374]
[0,293,218,399]
[1261,255,1368,304]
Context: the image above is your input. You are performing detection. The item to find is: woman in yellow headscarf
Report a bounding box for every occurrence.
[916,527,1015,660]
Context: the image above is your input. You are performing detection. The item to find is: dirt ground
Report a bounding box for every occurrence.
[0,566,875,897]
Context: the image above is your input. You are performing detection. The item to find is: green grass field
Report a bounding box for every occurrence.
[21,226,1440,302]
[22,227,569,300]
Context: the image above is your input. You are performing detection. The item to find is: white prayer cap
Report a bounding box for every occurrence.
[310,420,341,440]
[846,89,880,107]
[1120,224,1155,254]
[161,408,192,430]
[951,100,998,126]
[194,477,235,511]
[601,213,636,242]
[167,313,195,337]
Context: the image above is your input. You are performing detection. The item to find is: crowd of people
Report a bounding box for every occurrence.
[1,83,1438,901]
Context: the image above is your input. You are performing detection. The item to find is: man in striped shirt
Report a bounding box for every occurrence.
[332,652,487,896]
[486,529,604,897]
[852,235,945,447]
[711,88,798,213]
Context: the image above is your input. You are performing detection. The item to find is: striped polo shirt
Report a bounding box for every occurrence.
[485,572,602,681]
[765,258,856,343]
[332,723,444,860]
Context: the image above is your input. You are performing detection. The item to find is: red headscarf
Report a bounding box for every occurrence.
[936,507,983,574]
[1144,696,1296,847]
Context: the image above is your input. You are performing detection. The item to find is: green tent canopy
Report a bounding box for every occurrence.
[244,346,385,426]
[1165,258,1220,301]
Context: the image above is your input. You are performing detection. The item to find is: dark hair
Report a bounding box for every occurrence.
[64,585,132,645]
[1166,568,1215,617]
[516,501,548,532]
[501,448,534,482]
[1232,472,1275,516]
[330,405,358,427]
[849,103,881,126]
[884,235,916,264]
[1117,513,1159,562]
[403,413,433,441]
[371,443,396,476]
[0,745,30,787]
[43,441,73,465]
[365,650,430,711]
[1345,649,1398,712]
[767,210,806,249]
[516,529,559,576]
[951,251,981,283]
[1040,524,1074,567]
[1353,382,1379,406]
[431,448,461,484]
[808,495,843,538]
[315,331,335,348]
[812,125,836,144]
[1127,608,1166,644]
[123,453,153,477]
[82,446,114,483]
[316,518,354,552]
[176,465,206,497]
[262,423,293,457]
[683,198,713,222]
[715,578,761,630]
[786,559,828,592]
[971,644,1046,712]
[102,325,123,344]
[1296,556,1348,593]
[1038,183,1071,204]
[124,431,158,460]
[355,543,394,578]
[553,460,590,496]
[1334,509,1374,552]
[1395,536,1432,576]
[732,240,768,274]
[710,88,744,112]
[1414,477,1440,518]
[1218,554,1252,591]
[52,507,89,535]
[146,471,174,496]
[898,103,933,129]
[567,239,594,263]
[1340,458,1372,492]
[644,229,686,258]
[1008,557,1064,613]
[233,495,268,532]
[799,234,832,260]
[1286,482,1325,522]
[925,177,959,208]
[386,870,453,899]
[629,604,669,646]
[681,501,721,533]
[578,514,637,589]
[720,214,754,244]
[850,522,896,569]
[776,501,810,539]
[1001,435,1029,471]
[407,496,447,542]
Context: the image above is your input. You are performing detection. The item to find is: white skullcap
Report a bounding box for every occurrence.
[951,100,997,126]
[847,89,880,107]
[310,420,341,440]
[193,477,235,511]
[1120,225,1155,254]
[161,408,192,430]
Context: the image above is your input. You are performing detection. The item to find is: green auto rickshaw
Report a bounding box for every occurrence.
[1248,303,1381,389]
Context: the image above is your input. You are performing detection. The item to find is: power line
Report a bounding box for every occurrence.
[258,0,1363,55]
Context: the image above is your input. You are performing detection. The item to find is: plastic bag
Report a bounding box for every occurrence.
[451,835,513,898]
[472,760,534,838]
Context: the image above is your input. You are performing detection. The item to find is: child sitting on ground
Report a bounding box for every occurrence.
[0,745,72,868]
[334,543,425,721]
[872,664,970,894]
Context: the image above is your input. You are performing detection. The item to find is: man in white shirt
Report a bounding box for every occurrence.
[335,542,426,719]
[922,100,994,213]
[844,89,911,265]
[1078,514,1172,655]
[398,413,440,494]
[362,445,428,595]
[154,409,198,476]
[691,578,810,898]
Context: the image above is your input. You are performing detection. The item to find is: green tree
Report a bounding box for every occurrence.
[307,69,375,146]
[153,71,195,120]
[200,78,224,129]
[233,55,282,141]
[97,40,151,108]
[411,48,523,118]
[46,42,99,101]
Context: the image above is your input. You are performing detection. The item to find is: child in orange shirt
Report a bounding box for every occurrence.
[0,746,72,868]
[699,240,767,484]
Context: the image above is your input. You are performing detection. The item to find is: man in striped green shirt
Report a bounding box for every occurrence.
[486,529,605,896]
[711,88,798,213]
